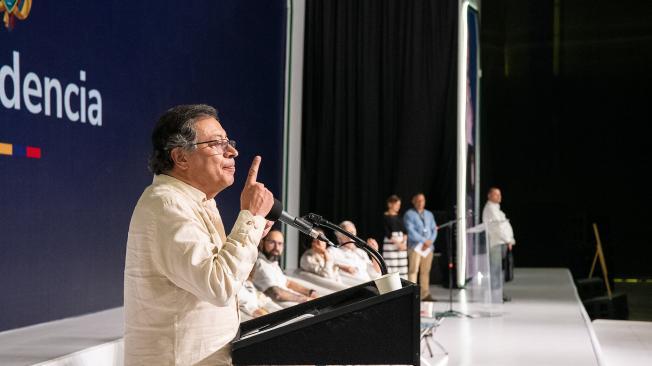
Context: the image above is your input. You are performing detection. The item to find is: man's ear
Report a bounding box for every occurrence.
[170,147,190,170]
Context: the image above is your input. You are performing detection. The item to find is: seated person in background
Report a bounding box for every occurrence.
[300,228,341,282]
[329,220,381,281]
[238,264,281,318]
[253,229,319,303]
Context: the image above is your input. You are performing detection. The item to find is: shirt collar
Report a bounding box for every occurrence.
[153,174,209,204]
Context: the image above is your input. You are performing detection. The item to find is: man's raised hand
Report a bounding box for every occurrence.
[240,156,274,217]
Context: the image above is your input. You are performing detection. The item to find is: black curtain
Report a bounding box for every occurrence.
[301,0,458,247]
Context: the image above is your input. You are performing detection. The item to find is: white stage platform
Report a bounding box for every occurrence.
[0,308,123,366]
[592,319,652,366]
[1,268,637,365]
[423,268,603,366]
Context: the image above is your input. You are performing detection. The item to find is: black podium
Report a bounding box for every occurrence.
[231,279,420,365]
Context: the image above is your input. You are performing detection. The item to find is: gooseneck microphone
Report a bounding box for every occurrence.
[265,199,335,246]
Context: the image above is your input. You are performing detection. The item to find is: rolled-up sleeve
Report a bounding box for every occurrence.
[150,197,265,307]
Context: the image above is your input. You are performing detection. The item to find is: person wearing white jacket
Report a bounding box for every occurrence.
[482,187,516,302]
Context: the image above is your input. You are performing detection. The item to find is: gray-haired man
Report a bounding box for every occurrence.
[124,104,275,365]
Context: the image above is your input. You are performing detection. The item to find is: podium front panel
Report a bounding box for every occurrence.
[232,280,420,365]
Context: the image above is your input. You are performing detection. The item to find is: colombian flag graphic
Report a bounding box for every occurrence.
[0,142,41,158]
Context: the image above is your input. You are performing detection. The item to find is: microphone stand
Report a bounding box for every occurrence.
[435,216,473,319]
[302,213,388,275]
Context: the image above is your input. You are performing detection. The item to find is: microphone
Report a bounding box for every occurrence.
[265,199,335,246]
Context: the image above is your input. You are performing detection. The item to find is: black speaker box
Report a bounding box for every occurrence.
[575,277,606,300]
[582,292,629,320]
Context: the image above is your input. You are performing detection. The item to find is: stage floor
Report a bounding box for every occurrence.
[422,268,601,366]
[0,268,606,365]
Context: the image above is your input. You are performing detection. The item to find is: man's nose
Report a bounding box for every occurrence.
[225,145,238,158]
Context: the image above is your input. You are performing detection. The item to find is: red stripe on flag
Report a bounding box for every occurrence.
[26,146,41,159]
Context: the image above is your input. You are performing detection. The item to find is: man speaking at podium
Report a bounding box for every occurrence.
[124,105,275,365]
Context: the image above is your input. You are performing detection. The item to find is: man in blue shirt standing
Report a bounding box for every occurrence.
[403,193,438,301]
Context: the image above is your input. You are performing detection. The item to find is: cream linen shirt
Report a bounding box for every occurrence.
[124,174,266,366]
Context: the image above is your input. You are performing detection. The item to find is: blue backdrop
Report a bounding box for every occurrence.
[0,1,286,331]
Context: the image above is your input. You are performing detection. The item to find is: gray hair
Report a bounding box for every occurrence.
[335,220,356,243]
[148,104,218,174]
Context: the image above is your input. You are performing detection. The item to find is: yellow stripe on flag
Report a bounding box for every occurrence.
[0,143,13,156]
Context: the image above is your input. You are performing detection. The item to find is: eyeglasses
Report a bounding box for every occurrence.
[193,139,237,154]
[265,239,284,246]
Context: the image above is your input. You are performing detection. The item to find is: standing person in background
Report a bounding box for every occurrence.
[383,195,408,279]
[404,193,438,301]
[482,187,515,302]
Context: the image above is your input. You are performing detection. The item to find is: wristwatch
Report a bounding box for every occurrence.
[308,289,316,296]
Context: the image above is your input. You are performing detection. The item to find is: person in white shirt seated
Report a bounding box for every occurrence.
[300,228,341,282]
[253,229,319,304]
[238,264,282,318]
[329,220,382,282]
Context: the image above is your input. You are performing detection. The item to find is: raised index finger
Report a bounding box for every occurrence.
[246,156,261,185]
